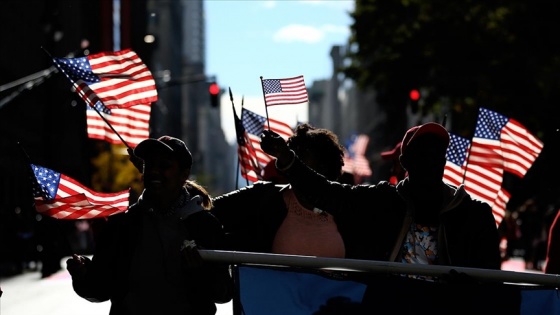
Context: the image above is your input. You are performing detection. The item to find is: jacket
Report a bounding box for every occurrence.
[211,182,290,253]
[282,156,502,270]
[70,190,233,315]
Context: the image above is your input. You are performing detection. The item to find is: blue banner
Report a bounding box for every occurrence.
[233,265,560,315]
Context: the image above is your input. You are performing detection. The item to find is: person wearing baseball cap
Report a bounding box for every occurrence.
[66,135,233,315]
[260,122,504,312]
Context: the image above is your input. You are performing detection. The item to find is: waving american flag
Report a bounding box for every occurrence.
[31,164,129,219]
[52,49,157,109]
[261,75,308,106]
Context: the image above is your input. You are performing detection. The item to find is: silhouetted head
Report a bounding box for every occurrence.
[134,136,193,171]
[399,123,449,184]
[287,123,345,181]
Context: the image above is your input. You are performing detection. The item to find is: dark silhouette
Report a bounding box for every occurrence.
[66,136,232,315]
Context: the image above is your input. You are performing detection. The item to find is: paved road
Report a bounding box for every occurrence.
[0,257,538,315]
[0,257,233,315]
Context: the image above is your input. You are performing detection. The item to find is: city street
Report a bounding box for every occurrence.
[0,257,537,315]
[0,257,233,315]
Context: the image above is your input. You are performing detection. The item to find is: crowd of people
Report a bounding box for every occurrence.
[3,121,558,314]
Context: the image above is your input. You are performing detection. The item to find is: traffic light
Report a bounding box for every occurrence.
[209,82,220,108]
[409,89,421,114]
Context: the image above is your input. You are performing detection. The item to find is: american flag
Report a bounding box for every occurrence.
[52,49,157,109]
[261,75,308,106]
[342,134,372,180]
[469,107,543,178]
[31,164,129,219]
[86,102,151,147]
[443,133,470,187]
[240,108,293,182]
[443,132,505,225]
[492,187,511,224]
[233,106,262,183]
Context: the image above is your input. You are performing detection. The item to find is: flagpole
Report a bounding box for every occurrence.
[259,76,271,130]
[42,47,132,150]
[241,96,250,187]
[461,108,480,185]
[230,87,241,190]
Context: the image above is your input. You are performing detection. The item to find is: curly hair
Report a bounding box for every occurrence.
[287,123,345,181]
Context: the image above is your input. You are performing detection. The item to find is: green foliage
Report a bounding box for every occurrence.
[344,0,560,138]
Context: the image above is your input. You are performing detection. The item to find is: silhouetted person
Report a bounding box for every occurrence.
[66,136,233,315]
[261,122,516,314]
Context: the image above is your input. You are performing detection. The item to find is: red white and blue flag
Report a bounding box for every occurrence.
[86,102,151,147]
[31,164,129,219]
[342,134,372,179]
[469,107,543,179]
[442,108,542,226]
[443,132,506,225]
[52,49,157,109]
[238,108,293,182]
[233,106,262,183]
[443,133,470,187]
[262,75,308,106]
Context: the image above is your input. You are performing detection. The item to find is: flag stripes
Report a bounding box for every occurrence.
[53,49,157,109]
[499,119,543,178]
[342,134,372,177]
[237,108,294,182]
[442,108,543,227]
[86,103,151,147]
[262,75,308,106]
[31,164,129,219]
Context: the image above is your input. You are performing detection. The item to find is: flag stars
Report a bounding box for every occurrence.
[54,56,100,84]
[263,80,282,94]
[474,108,508,140]
[243,110,266,135]
[31,165,60,199]
[446,134,470,166]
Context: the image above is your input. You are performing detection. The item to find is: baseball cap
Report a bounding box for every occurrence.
[400,122,449,156]
[381,142,402,161]
[134,135,193,169]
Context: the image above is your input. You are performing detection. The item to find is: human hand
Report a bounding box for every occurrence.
[181,240,204,269]
[66,254,90,278]
[260,130,292,162]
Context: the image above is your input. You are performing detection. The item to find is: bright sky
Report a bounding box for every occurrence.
[205,0,354,144]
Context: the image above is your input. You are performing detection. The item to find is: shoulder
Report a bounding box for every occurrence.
[214,181,285,200]
[376,180,397,191]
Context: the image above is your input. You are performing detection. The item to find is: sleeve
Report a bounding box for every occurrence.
[186,211,234,304]
[281,155,382,219]
[71,216,124,302]
[211,183,260,236]
[472,201,502,270]
[211,182,282,251]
